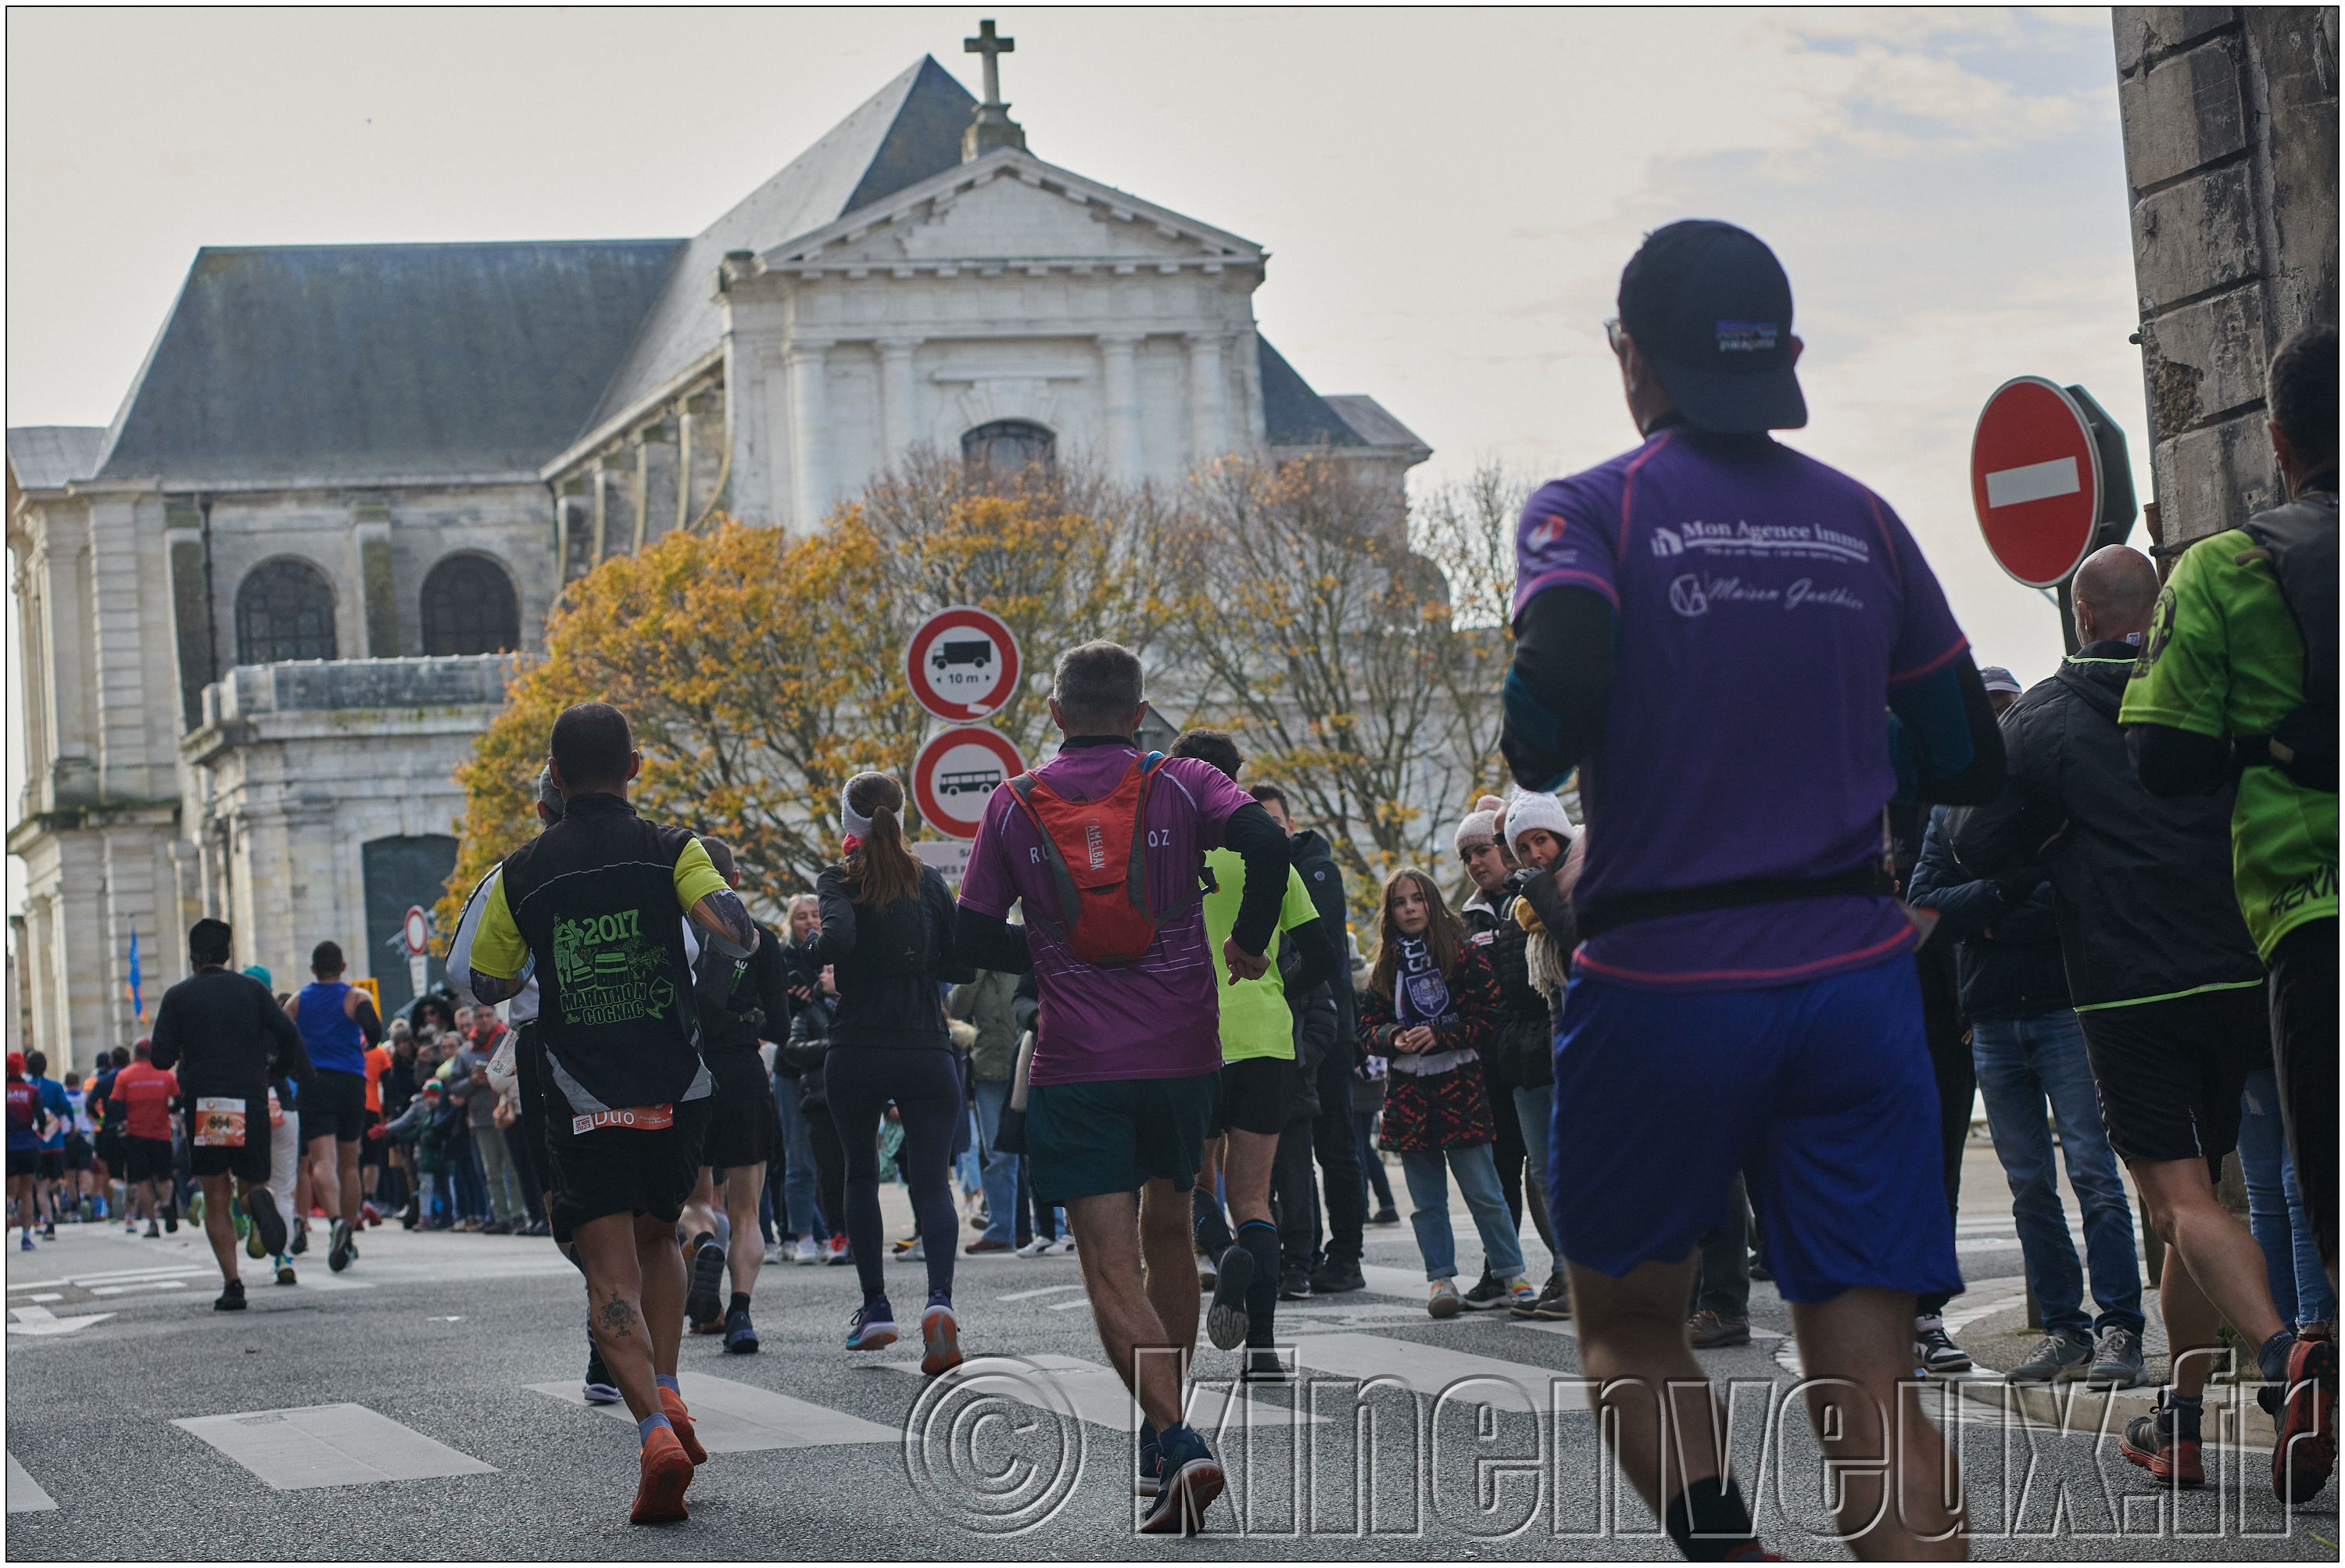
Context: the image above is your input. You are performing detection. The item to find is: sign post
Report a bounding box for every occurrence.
[402,905,431,1002]
[911,726,1026,841]
[905,606,1021,723]
[1970,378,2136,653]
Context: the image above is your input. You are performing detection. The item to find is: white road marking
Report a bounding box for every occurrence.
[886,1351,1330,1430]
[1284,1332,1593,1415]
[173,1404,495,1490]
[5,1280,67,1293]
[995,1283,1087,1302]
[529,1370,897,1451]
[7,1305,114,1336]
[5,1452,58,1513]
[1985,456,2081,509]
[1357,1263,1434,1297]
[65,1265,216,1285]
[1047,1297,1096,1311]
[26,1294,60,1304]
[89,1280,188,1296]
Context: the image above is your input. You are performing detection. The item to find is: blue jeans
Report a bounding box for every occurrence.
[2239,1068,2336,1330]
[773,1074,824,1240]
[970,1078,1022,1246]
[1399,1144,1525,1283]
[1355,1112,1397,1210]
[1972,1010,2143,1341]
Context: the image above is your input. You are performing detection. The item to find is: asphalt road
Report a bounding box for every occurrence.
[3,1165,2334,1561]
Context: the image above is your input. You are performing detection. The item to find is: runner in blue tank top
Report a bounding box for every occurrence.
[284,941,381,1273]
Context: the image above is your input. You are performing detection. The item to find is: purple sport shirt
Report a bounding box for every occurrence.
[958,741,1255,1084]
[1514,425,1969,993]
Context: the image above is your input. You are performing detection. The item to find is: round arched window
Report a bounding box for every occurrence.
[961,419,1056,477]
[235,559,338,666]
[421,555,520,657]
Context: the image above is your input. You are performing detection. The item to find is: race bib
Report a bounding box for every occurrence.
[194,1097,247,1148]
[571,1103,674,1136]
[267,1088,285,1129]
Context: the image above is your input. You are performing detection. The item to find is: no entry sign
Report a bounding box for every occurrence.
[1970,378,2112,589]
[911,725,1025,839]
[906,606,1020,722]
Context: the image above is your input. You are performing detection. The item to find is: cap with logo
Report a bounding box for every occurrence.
[1978,666,2023,696]
[1619,220,1806,435]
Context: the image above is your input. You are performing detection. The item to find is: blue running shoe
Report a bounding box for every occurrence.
[847,1297,897,1351]
[1135,1419,1161,1498]
[724,1302,760,1355]
[1138,1422,1223,1535]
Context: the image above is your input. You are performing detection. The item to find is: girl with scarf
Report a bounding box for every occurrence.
[1358,868,1532,1318]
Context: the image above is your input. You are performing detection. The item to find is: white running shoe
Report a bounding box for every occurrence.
[1015,1237,1054,1258]
[794,1236,821,1265]
[1046,1236,1077,1256]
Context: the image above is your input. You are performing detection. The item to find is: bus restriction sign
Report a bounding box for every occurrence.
[911,726,1026,839]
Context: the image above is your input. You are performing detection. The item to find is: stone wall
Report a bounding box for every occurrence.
[2114,7,2340,550]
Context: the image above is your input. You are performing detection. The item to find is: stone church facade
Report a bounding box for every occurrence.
[5,43,1427,1072]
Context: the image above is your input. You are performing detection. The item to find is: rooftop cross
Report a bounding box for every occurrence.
[965,20,1014,107]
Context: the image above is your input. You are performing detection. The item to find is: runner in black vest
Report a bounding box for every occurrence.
[464,703,761,1527]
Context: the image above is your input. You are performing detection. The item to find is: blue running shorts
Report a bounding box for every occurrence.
[1546,954,1962,1306]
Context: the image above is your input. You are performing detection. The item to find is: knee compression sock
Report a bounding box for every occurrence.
[1237,1219,1281,1348]
[1663,1475,1759,1561]
[1194,1187,1233,1255]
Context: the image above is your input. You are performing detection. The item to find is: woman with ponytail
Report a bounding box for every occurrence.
[795,772,975,1373]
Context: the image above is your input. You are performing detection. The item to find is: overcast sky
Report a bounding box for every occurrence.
[5,6,2146,915]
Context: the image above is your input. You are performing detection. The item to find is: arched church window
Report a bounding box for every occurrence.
[961,420,1056,477]
[234,558,338,665]
[421,554,520,657]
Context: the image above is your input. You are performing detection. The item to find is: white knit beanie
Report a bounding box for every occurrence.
[1504,791,1576,859]
[1452,793,1507,857]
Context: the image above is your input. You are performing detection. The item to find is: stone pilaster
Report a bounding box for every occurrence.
[165,503,213,732]
[355,497,398,657]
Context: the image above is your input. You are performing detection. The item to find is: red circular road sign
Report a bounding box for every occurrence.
[1971,377,2104,589]
[905,606,1020,722]
[911,726,1026,840]
[402,906,430,958]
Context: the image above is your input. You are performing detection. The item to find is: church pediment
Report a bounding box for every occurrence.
[761,150,1262,278]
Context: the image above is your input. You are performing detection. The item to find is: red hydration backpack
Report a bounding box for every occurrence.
[1001,752,1172,966]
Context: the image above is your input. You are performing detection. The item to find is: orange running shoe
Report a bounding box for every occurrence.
[630,1426,693,1524]
[661,1386,707,1465]
[921,1303,964,1377]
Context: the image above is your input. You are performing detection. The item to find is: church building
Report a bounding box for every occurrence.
[5,30,1428,1072]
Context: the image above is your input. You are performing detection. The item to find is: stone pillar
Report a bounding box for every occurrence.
[86,498,149,800]
[877,338,920,460]
[1186,332,1227,466]
[354,498,397,657]
[788,338,834,532]
[1099,333,1143,478]
[2114,7,2340,550]
[633,421,671,555]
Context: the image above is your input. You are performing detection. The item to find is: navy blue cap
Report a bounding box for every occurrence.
[1618,220,1806,434]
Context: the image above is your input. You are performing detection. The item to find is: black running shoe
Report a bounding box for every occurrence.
[1461,1270,1510,1311]
[1278,1265,1312,1301]
[1309,1258,1366,1295]
[583,1338,621,1404]
[724,1303,760,1355]
[1205,1244,1254,1351]
[291,1216,310,1255]
[328,1218,354,1273]
[214,1278,246,1312]
[687,1236,727,1327]
[243,1188,288,1258]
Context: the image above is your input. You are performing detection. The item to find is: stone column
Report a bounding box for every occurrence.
[164,508,213,732]
[877,338,920,461]
[1099,333,1143,478]
[788,338,834,531]
[354,498,396,657]
[1186,331,1227,465]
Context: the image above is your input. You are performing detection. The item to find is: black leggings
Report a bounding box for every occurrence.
[805,1100,846,1242]
[825,1047,963,1307]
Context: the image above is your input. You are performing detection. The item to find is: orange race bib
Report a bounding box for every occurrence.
[194,1097,247,1148]
[571,1103,674,1136]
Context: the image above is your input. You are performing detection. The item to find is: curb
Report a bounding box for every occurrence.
[1945,1373,2280,1452]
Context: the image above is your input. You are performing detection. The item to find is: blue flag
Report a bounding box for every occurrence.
[126,925,144,1023]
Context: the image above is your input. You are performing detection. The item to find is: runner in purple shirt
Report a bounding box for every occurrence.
[1500,221,2003,1561]
[955,639,1292,1534]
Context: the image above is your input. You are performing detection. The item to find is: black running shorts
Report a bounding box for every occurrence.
[2078,983,2268,1181]
[542,1083,711,1247]
[123,1135,175,1184]
[700,1091,776,1172]
[1209,1054,1292,1138]
[303,1069,369,1144]
[184,1097,271,1184]
[5,1150,33,1179]
[35,1150,63,1180]
[63,1135,93,1172]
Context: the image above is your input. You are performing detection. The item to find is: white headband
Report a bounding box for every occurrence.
[841,785,873,842]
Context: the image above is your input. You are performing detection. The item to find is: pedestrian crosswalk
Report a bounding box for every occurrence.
[5,1453,56,1513]
[529,1370,899,1451]
[172,1404,497,1490]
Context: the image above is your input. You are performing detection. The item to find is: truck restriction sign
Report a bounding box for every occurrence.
[906,607,1020,721]
[911,726,1026,839]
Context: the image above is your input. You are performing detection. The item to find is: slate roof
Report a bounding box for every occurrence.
[5,425,106,490]
[579,56,976,435]
[95,240,685,484]
[1258,338,1365,448]
[1323,395,1430,453]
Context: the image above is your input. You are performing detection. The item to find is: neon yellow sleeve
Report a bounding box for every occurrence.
[467,874,528,981]
[674,837,729,911]
[1277,865,1317,933]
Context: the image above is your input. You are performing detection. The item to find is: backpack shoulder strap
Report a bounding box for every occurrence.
[1001,774,1083,937]
[1122,755,1159,918]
